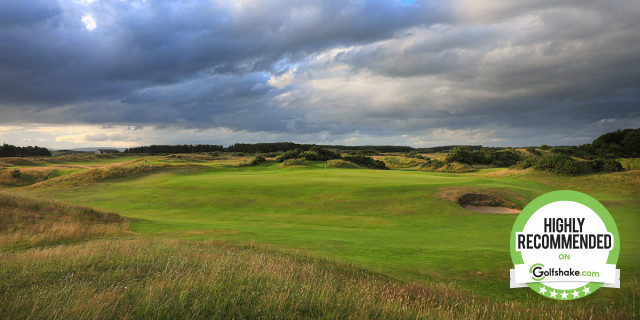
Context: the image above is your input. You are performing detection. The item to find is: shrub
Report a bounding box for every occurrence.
[445,146,474,164]
[534,154,581,175]
[436,162,475,173]
[540,144,550,150]
[342,155,388,170]
[361,149,380,156]
[249,155,266,166]
[512,158,538,170]
[417,159,445,171]
[276,149,302,162]
[309,147,341,161]
[10,169,21,178]
[491,150,522,167]
[524,147,541,156]
[301,151,320,161]
[590,158,624,172]
[382,157,421,169]
[280,158,306,167]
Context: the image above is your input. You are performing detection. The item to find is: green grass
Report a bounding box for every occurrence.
[2,157,639,318]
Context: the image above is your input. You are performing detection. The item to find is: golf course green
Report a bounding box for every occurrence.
[2,154,638,318]
[28,158,640,298]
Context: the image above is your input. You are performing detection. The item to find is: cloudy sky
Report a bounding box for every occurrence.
[1,0,639,149]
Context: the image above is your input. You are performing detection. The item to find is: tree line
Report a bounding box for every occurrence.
[0,144,51,157]
[124,144,224,154]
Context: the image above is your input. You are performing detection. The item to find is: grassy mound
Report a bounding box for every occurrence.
[0,153,121,168]
[31,160,176,187]
[0,239,619,319]
[418,161,476,173]
[0,193,126,250]
[280,158,306,167]
[0,167,59,187]
[326,159,360,168]
[381,156,423,169]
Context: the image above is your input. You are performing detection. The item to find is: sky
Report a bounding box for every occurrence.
[1,0,639,149]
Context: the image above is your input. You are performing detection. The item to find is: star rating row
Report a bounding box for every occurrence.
[537,285,591,299]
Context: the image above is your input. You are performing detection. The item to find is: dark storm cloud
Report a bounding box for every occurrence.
[0,0,445,117]
[0,0,639,147]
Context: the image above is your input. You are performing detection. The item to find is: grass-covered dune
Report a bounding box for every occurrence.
[0,193,126,250]
[1,155,639,318]
[0,196,627,320]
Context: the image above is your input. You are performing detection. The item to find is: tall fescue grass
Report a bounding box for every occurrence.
[0,153,119,167]
[0,193,126,250]
[0,167,57,186]
[381,156,424,169]
[326,159,360,168]
[1,239,632,320]
[31,160,171,187]
[280,158,306,167]
[619,158,640,170]
[418,162,476,173]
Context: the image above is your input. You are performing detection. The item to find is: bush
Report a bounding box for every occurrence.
[512,158,538,170]
[491,150,522,167]
[417,159,445,171]
[590,158,624,172]
[540,144,550,150]
[249,155,266,166]
[280,158,306,167]
[382,157,421,169]
[10,169,21,178]
[524,147,541,156]
[445,146,474,164]
[446,147,521,167]
[276,149,302,162]
[342,155,388,170]
[534,154,581,175]
[436,162,476,173]
[301,151,320,161]
[309,147,341,161]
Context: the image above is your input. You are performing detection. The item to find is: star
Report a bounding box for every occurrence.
[561,291,569,299]
[538,286,547,295]
[549,290,558,298]
[572,290,580,298]
[582,286,591,295]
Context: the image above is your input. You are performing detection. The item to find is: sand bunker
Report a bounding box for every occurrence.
[457,193,521,214]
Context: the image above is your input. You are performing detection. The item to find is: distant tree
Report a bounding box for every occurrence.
[0,143,51,157]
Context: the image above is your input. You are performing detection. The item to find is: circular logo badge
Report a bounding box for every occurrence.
[510,190,619,300]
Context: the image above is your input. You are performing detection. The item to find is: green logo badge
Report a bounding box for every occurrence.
[510,190,620,300]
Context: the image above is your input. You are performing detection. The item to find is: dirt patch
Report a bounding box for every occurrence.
[457,193,521,214]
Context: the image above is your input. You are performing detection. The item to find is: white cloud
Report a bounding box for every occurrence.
[81,14,97,31]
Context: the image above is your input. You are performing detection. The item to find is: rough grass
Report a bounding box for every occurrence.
[381,156,424,169]
[280,158,306,167]
[29,160,178,187]
[0,239,631,320]
[0,193,126,250]
[418,162,476,173]
[619,158,640,170]
[3,157,639,319]
[0,167,58,186]
[0,153,120,168]
[326,159,360,168]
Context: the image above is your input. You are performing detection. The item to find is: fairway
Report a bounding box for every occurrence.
[28,159,640,302]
